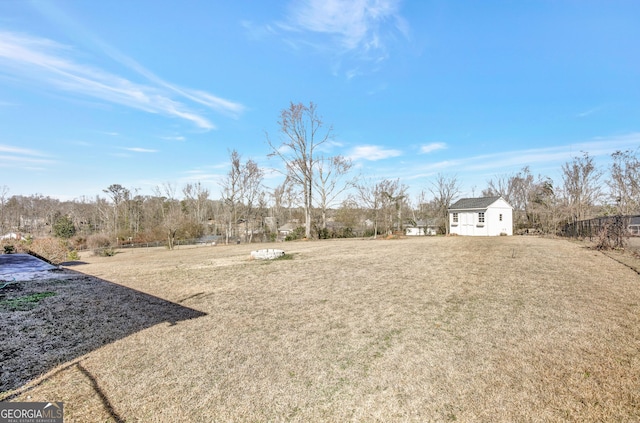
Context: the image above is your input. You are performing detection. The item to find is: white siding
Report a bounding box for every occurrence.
[449,197,513,236]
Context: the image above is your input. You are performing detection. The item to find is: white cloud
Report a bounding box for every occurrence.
[123,147,158,153]
[348,144,402,161]
[161,135,186,142]
[0,144,48,156]
[283,0,408,58]
[0,30,245,129]
[0,144,54,169]
[419,142,447,154]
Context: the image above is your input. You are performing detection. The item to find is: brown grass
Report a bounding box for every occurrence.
[2,236,640,422]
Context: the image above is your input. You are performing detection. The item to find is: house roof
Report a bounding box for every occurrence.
[449,196,504,210]
[278,223,299,232]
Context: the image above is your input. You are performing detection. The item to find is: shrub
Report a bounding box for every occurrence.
[69,236,87,251]
[29,237,68,265]
[67,250,81,261]
[87,233,115,257]
[96,247,116,257]
[285,226,306,241]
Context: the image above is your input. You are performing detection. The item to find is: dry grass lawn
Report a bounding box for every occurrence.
[2,236,640,422]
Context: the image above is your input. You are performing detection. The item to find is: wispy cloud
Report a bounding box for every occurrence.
[161,135,186,142]
[417,134,640,176]
[123,147,158,153]
[348,144,402,161]
[576,105,604,118]
[0,143,54,169]
[419,142,447,154]
[280,0,408,67]
[0,30,245,129]
[179,169,225,185]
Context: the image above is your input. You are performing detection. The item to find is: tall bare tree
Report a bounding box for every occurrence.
[429,173,460,235]
[608,149,640,215]
[0,185,9,234]
[561,152,603,223]
[103,184,129,239]
[153,183,182,250]
[220,150,243,244]
[267,102,333,239]
[183,182,210,225]
[240,158,264,243]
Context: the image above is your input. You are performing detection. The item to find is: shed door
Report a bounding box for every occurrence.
[460,212,472,235]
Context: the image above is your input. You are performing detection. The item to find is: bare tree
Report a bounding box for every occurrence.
[608,149,640,215]
[485,167,557,232]
[356,178,382,238]
[183,182,210,225]
[356,178,406,237]
[153,183,182,250]
[529,177,558,233]
[240,158,264,243]
[103,184,129,239]
[269,177,298,234]
[561,152,603,223]
[267,102,333,239]
[379,179,408,235]
[429,174,461,235]
[0,185,9,234]
[313,155,355,230]
[220,150,243,244]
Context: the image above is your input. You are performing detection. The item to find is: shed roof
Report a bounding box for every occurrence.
[449,196,504,210]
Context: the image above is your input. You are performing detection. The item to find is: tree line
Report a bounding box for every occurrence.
[1,102,639,250]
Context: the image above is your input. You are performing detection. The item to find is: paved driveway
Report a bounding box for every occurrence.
[0,254,58,281]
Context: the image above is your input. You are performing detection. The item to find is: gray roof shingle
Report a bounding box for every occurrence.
[449,196,502,210]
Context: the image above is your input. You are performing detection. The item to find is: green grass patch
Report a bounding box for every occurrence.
[275,253,295,260]
[0,292,56,312]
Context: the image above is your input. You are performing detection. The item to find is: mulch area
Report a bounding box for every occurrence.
[0,269,205,394]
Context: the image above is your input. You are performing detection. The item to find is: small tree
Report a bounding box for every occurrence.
[53,214,76,239]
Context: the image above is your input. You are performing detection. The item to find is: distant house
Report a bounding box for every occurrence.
[0,232,21,240]
[448,196,513,236]
[629,216,640,236]
[277,223,299,238]
[405,219,438,236]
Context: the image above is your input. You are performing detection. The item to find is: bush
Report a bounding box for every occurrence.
[67,250,81,261]
[87,233,115,256]
[285,226,306,241]
[29,237,68,265]
[69,235,87,251]
[2,240,28,254]
[95,247,116,257]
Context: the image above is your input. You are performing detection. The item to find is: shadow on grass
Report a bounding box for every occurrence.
[0,269,206,393]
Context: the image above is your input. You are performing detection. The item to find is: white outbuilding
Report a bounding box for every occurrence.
[448,196,513,236]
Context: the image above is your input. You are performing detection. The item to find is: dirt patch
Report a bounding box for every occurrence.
[2,238,640,422]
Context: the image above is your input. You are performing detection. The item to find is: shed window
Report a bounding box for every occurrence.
[478,212,485,223]
[452,212,458,223]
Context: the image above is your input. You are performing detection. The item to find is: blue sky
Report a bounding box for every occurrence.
[1,0,639,203]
